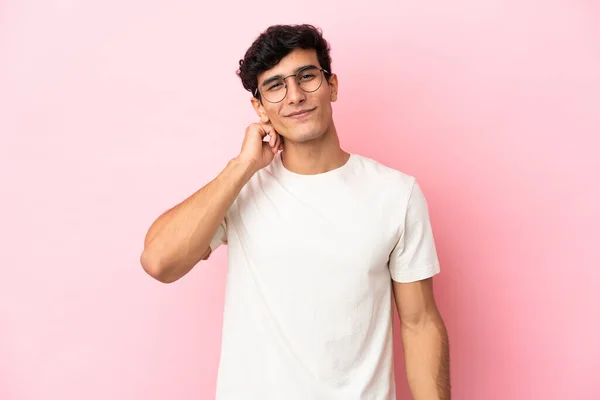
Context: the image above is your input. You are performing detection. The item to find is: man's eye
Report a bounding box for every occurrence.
[299,74,316,81]
[267,82,284,91]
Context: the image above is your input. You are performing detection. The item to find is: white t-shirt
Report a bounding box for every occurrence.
[208,151,440,400]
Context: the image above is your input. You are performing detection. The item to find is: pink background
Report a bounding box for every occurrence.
[1,1,599,399]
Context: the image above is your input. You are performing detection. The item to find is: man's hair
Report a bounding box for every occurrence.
[237,24,333,100]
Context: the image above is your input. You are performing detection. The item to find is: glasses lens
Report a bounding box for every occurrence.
[261,78,286,103]
[259,68,324,103]
[297,67,323,93]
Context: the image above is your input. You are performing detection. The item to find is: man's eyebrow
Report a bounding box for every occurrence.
[261,64,319,86]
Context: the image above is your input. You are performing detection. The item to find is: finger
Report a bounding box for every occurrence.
[272,134,279,151]
[260,123,276,135]
[261,123,278,146]
[254,123,272,140]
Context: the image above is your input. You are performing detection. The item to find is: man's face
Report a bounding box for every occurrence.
[252,48,338,144]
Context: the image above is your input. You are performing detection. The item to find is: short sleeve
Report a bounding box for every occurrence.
[208,218,228,253]
[388,180,441,283]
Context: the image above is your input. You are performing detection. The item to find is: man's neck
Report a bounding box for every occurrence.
[280,127,350,175]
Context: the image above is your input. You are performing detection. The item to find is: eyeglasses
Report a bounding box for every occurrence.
[256,66,329,103]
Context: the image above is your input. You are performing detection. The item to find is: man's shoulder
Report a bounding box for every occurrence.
[351,152,417,189]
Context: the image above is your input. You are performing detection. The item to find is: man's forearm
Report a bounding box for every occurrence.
[401,313,451,400]
[141,157,256,282]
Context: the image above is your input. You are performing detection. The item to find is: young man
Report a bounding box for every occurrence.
[141,24,450,400]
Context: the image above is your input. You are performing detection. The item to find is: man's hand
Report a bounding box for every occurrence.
[237,122,284,173]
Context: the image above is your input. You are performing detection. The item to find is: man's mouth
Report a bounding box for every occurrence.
[285,108,316,119]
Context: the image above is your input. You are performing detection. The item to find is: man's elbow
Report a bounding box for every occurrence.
[140,246,211,284]
[400,308,445,333]
[140,250,178,284]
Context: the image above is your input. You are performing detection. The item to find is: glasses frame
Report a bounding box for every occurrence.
[255,67,330,104]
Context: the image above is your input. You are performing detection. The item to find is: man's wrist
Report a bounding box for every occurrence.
[230,156,258,180]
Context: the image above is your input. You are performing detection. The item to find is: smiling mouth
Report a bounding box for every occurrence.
[286,108,316,118]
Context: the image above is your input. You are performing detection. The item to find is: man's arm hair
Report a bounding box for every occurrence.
[393,278,451,399]
[140,157,256,283]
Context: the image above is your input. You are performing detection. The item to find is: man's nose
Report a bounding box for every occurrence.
[285,78,306,104]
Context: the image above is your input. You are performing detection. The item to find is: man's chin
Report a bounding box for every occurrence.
[285,128,324,143]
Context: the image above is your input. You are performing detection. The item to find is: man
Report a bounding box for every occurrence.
[141,24,450,400]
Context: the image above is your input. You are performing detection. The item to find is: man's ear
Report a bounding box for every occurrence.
[251,97,270,123]
[327,73,339,102]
